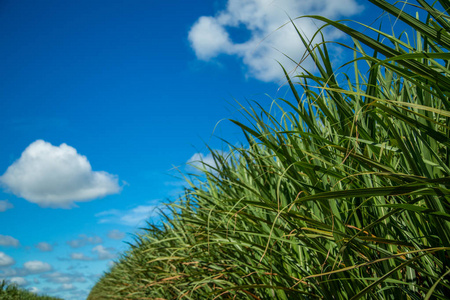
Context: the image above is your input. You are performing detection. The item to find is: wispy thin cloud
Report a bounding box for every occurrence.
[35,242,53,252]
[0,235,20,247]
[96,203,161,227]
[92,245,116,260]
[107,230,125,240]
[68,245,117,262]
[70,253,93,261]
[41,283,78,296]
[41,271,86,284]
[66,235,102,249]
[0,200,13,212]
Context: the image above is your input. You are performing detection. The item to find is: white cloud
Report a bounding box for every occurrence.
[29,286,39,293]
[119,206,155,227]
[42,284,79,295]
[0,235,20,247]
[9,277,28,286]
[0,200,13,212]
[70,253,93,261]
[61,283,75,290]
[186,150,232,175]
[66,234,102,248]
[0,140,121,208]
[0,261,52,277]
[188,16,234,60]
[187,152,221,173]
[41,271,86,284]
[68,246,116,261]
[92,245,116,260]
[23,261,52,274]
[107,229,125,240]
[188,0,363,82]
[96,204,160,227]
[108,261,116,268]
[0,252,15,267]
[35,242,53,252]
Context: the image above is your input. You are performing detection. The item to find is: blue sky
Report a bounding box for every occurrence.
[0,0,389,298]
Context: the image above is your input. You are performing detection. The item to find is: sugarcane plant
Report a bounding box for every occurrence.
[0,280,63,300]
[88,0,450,299]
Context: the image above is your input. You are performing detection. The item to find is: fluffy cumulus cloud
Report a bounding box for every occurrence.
[107,229,125,240]
[35,242,53,252]
[0,140,121,208]
[9,277,28,286]
[188,0,363,82]
[96,204,160,227]
[23,261,52,274]
[66,234,102,248]
[0,235,20,247]
[0,200,13,212]
[0,252,15,267]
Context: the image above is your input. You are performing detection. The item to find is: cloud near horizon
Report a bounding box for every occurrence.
[188,0,363,82]
[1,260,53,277]
[9,276,29,286]
[41,271,86,284]
[0,140,121,208]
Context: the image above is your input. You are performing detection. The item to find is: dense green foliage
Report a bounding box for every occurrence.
[0,280,62,300]
[89,0,450,299]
